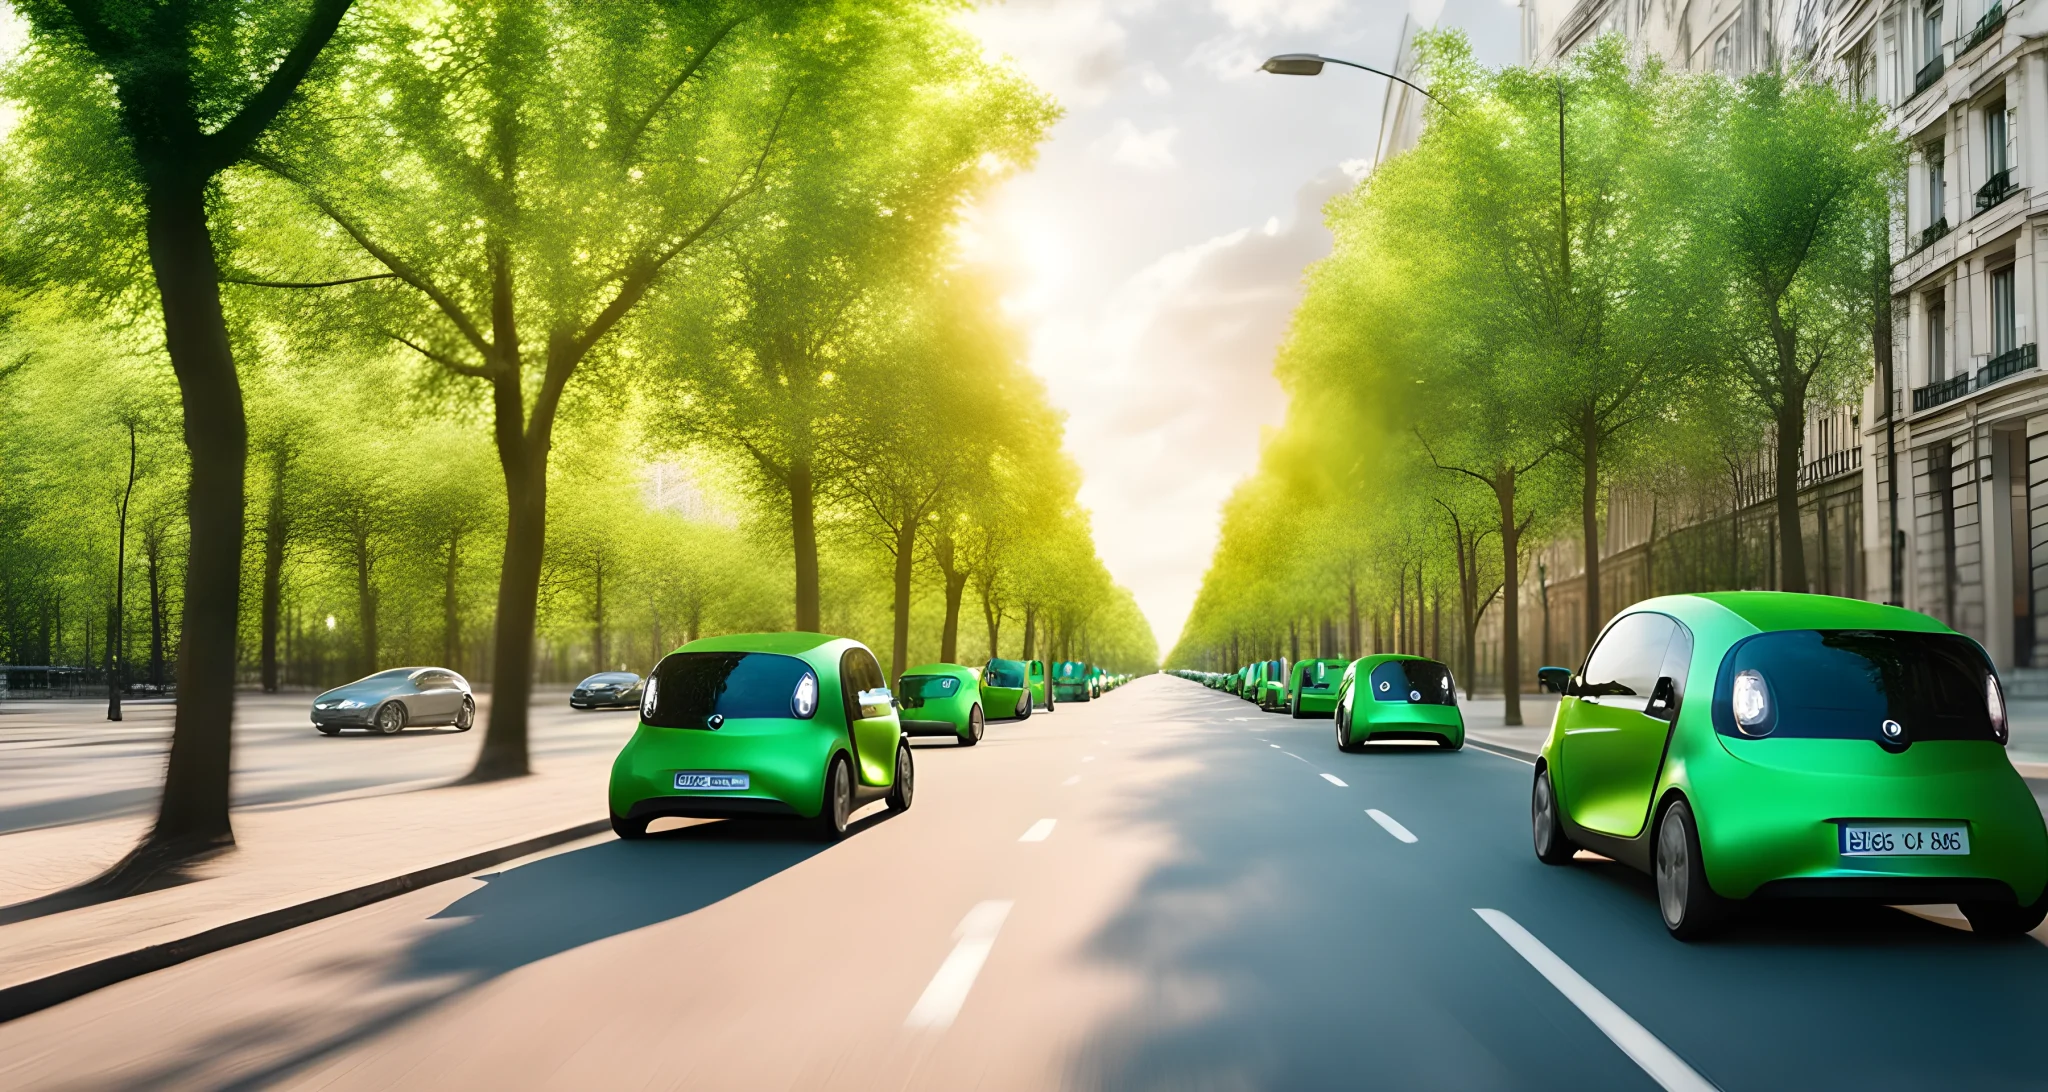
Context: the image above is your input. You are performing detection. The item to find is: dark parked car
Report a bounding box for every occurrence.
[572,671,645,710]
[311,667,475,735]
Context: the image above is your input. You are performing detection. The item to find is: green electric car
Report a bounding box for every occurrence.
[608,633,913,842]
[982,657,1054,719]
[897,663,985,746]
[1531,592,2048,940]
[1052,660,1093,702]
[1286,658,1349,718]
[1333,654,1464,751]
[1257,659,1289,711]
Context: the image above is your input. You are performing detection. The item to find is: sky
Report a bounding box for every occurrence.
[957,0,1520,654]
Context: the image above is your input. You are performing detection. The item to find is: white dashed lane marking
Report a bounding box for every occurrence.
[1320,773,1348,787]
[906,900,1014,1030]
[1366,808,1415,842]
[1061,775,1081,786]
[1019,819,1057,842]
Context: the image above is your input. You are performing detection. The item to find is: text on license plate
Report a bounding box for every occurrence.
[1839,823,1969,856]
[675,772,749,791]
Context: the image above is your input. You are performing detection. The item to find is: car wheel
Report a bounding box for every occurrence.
[1961,892,2048,937]
[1532,767,1575,865]
[1290,697,1305,719]
[375,701,407,735]
[611,812,649,840]
[887,741,915,812]
[813,754,853,842]
[1439,735,1463,751]
[315,723,340,736]
[961,704,984,746]
[1016,693,1032,720]
[1654,799,1727,940]
[455,696,475,731]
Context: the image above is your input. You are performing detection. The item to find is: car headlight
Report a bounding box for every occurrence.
[792,671,818,719]
[1988,674,2009,745]
[1731,670,1771,736]
[333,698,366,709]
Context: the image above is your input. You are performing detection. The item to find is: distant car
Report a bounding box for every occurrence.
[897,663,986,745]
[311,667,475,735]
[1052,660,1092,702]
[982,658,1036,719]
[1532,592,2048,940]
[1286,658,1348,718]
[571,671,643,710]
[608,632,912,841]
[1332,655,1464,752]
[1257,658,1289,711]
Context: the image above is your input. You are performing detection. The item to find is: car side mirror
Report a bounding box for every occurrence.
[1536,666,1572,695]
[1646,676,1679,721]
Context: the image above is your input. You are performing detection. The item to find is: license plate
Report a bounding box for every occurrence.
[674,772,749,791]
[1839,823,1969,857]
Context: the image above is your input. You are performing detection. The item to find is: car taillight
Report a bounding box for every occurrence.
[1732,670,1772,736]
[1988,674,2009,745]
[792,671,818,719]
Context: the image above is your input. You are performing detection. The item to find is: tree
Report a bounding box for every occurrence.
[11,0,357,875]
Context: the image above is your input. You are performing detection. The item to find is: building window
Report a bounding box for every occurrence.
[1923,5,1943,67]
[1987,102,2010,178]
[1928,145,1946,223]
[1930,299,1948,380]
[1992,265,2018,355]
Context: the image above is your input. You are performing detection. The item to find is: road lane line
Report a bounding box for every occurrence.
[1282,751,1310,763]
[1366,808,1415,842]
[1061,775,1081,786]
[1320,773,1347,787]
[1473,910,1718,1092]
[1269,744,1281,749]
[906,900,1014,1029]
[1019,819,1057,842]
[1466,740,1536,765]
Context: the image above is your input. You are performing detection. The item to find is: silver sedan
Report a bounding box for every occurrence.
[310,667,476,735]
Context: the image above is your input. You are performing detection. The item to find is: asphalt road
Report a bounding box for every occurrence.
[0,691,635,835]
[4,675,2048,1090]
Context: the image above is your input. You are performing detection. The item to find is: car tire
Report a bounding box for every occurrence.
[961,704,984,746]
[1290,697,1305,719]
[886,741,915,812]
[455,696,475,731]
[375,701,407,735]
[1016,694,1032,720]
[611,812,649,840]
[1654,798,1728,941]
[813,754,854,841]
[315,723,341,736]
[1439,736,1463,751]
[1532,766,1575,865]
[1335,705,1363,754]
[1961,892,2048,937]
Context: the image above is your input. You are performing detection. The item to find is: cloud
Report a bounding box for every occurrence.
[1210,0,1343,32]
[1093,119,1181,170]
[955,0,1130,108]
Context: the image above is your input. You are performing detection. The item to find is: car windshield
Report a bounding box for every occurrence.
[1369,660,1456,705]
[899,675,960,708]
[985,660,1025,688]
[585,673,636,686]
[643,651,812,726]
[362,669,413,684]
[1301,660,1341,688]
[1713,630,1997,743]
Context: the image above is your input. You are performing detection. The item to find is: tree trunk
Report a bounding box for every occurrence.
[791,458,820,631]
[890,519,916,680]
[591,552,606,672]
[108,423,136,722]
[260,446,287,692]
[1022,607,1037,659]
[1580,411,1601,645]
[354,532,376,677]
[472,446,547,781]
[982,589,1000,659]
[146,531,165,688]
[442,527,461,669]
[941,570,966,664]
[141,182,246,860]
[1346,579,1360,657]
[1775,398,1809,593]
[1495,467,1524,726]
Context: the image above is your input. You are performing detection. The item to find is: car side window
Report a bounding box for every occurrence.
[839,649,886,723]
[1580,613,1676,709]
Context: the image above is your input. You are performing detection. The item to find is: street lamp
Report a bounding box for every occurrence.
[1260,53,1449,110]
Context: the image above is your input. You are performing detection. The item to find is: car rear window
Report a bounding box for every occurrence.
[900,675,960,706]
[984,660,1025,688]
[1369,660,1456,705]
[643,652,812,727]
[1711,630,1997,744]
[586,673,637,685]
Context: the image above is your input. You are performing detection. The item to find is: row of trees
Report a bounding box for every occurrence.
[0,0,1155,881]
[1167,34,1897,725]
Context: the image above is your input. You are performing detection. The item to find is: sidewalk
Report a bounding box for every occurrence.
[1459,695,1556,758]
[0,736,623,1020]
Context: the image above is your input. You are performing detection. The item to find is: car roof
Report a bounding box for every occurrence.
[677,631,843,656]
[903,663,977,678]
[1645,592,1953,636]
[1351,653,1446,668]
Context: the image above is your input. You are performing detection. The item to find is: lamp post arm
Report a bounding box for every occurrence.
[1315,56,1450,109]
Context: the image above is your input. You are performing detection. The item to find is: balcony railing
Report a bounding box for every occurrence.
[1914,216,1951,253]
[1914,373,1972,411]
[1977,167,2017,213]
[1964,2,2006,54]
[1978,343,2038,387]
[1799,445,1862,489]
[1915,54,1947,96]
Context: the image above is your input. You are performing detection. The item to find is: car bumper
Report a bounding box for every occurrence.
[608,720,837,821]
[311,708,375,727]
[1052,684,1090,701]
[1356,702,1463,744]
[1294,692,1338,714]
[901,717,964,737]
[1689,739,2048,903]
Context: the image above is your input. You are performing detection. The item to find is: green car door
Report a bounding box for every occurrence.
[838,646,900,786]
[1556,611,1693,838]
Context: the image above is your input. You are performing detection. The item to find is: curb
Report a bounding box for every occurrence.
[0,817,610,1024]
[1465,737,1539,763]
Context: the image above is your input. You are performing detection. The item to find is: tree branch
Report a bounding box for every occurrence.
[617,15,747,161]
[389,334,491,378]
[203,0,359,173]
[224,272,397,289]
